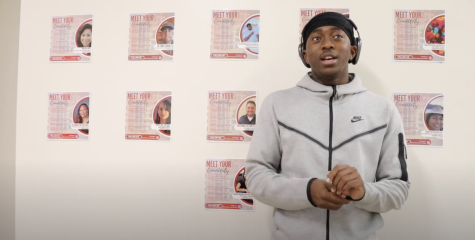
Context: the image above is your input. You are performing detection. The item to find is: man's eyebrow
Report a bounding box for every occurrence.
[310,27,343,34]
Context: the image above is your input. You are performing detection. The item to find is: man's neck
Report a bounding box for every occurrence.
[310,70,350,86]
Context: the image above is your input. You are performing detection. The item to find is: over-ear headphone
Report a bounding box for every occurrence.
[298,18,362,68]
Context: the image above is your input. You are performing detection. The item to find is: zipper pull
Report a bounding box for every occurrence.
[332,86,338,100]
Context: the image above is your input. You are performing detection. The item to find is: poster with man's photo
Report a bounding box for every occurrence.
[210,10,260,60]
[125,91,172,141]
[299,8,349,41]
[204,158,254,211]
[47,92,90,140]
[207,90,257,142]
[394,9,445,62]
[50,15,93,62]
[393,92,444,147]
[129,13,175,61]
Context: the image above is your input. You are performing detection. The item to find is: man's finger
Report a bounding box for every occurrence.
[335,171,359,194]
[321,190,351,205]
[332,168,353,193]
[327,164,350,183]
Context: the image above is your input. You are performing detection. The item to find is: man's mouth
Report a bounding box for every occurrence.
[320,52,338,64]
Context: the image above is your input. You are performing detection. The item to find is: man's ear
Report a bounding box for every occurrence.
[350,45,357,61]
[302,50,308,64]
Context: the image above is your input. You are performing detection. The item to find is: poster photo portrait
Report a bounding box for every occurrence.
[50,15,93,62]
[47,92,90,140]
[204,159,254,211]
[240,15,260,54]
[210,10,260,60]
[125,91,171,141]
[155,17,175,56]
[393,92,444,147]
[128,13,175,61]
[72,97,90,135]
[75,20,92,56]
[153,97,172,136]
[236,96,257,136]
[207,90,257,142]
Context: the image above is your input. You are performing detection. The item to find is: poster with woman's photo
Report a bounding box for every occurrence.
[47,92,90,140]
[207,90,257,142]
[129,13,175,61]
[393,92,444,147]
[50,15,93,62]
[299,8,349,40]
[204,158,254,211]
[125,91,172,141]
[394,9,445,62]
[210,10,260,60]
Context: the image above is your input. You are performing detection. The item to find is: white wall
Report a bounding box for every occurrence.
[15,0,475,240]
[0,0,19,239]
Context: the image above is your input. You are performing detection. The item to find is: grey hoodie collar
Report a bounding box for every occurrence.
[296,72,367,100]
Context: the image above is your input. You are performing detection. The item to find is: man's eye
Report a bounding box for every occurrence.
[333,34,343,39]
[312,36,321,41]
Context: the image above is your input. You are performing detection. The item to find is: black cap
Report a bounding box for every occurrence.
[301,12,355,49]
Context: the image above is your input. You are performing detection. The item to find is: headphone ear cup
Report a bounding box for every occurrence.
[352,37,362,65]
[298,43,311,68]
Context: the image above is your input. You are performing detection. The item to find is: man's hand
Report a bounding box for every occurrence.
[310,179,351,210]
[327,165,365,200]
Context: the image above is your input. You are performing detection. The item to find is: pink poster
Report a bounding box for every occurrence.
[207,90,257,142]
[128,13,175,61]
[205,159,254,211]
[47,92,90,140]
[210,10,260,60]
[394,9,445,62]
[125,91,172,141]
[50,15,93,62]
[393,92,444,147]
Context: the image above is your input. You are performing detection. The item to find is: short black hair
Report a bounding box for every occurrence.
[246,100,256,106]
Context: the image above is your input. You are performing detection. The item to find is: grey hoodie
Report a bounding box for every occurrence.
[245,73,410,240]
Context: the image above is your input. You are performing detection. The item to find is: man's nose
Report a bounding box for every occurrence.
[321,37,334,49]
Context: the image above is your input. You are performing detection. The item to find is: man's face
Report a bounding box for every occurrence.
[246,103,256,117]
[303,25,356,81]
[162,28,174,44]
[247,25,252,30]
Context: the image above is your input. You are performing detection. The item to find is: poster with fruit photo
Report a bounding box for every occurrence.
[128,13,175,61]
[207,90,257,142]
[393,92,444,147]
[47,92,90,140]
[394,9,445,62]
[50,15,93,62]
[204,159,254,211]
[125,91,172,141]
[210,10,260,60]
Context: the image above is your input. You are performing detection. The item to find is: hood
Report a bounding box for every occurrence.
[296,73,367,101]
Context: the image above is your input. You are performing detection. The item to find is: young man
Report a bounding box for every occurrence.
[245,12,410,240]
[243,23,259,42]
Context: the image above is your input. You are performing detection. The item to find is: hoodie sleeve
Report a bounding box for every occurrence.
[353,104,410,213]
[245,94,314,211]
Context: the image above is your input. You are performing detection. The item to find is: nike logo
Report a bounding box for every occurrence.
[351,116,363,123]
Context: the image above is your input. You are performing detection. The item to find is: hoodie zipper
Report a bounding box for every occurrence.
[326,86,336,240]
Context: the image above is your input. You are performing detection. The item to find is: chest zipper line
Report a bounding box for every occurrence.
[326,86,336,240]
